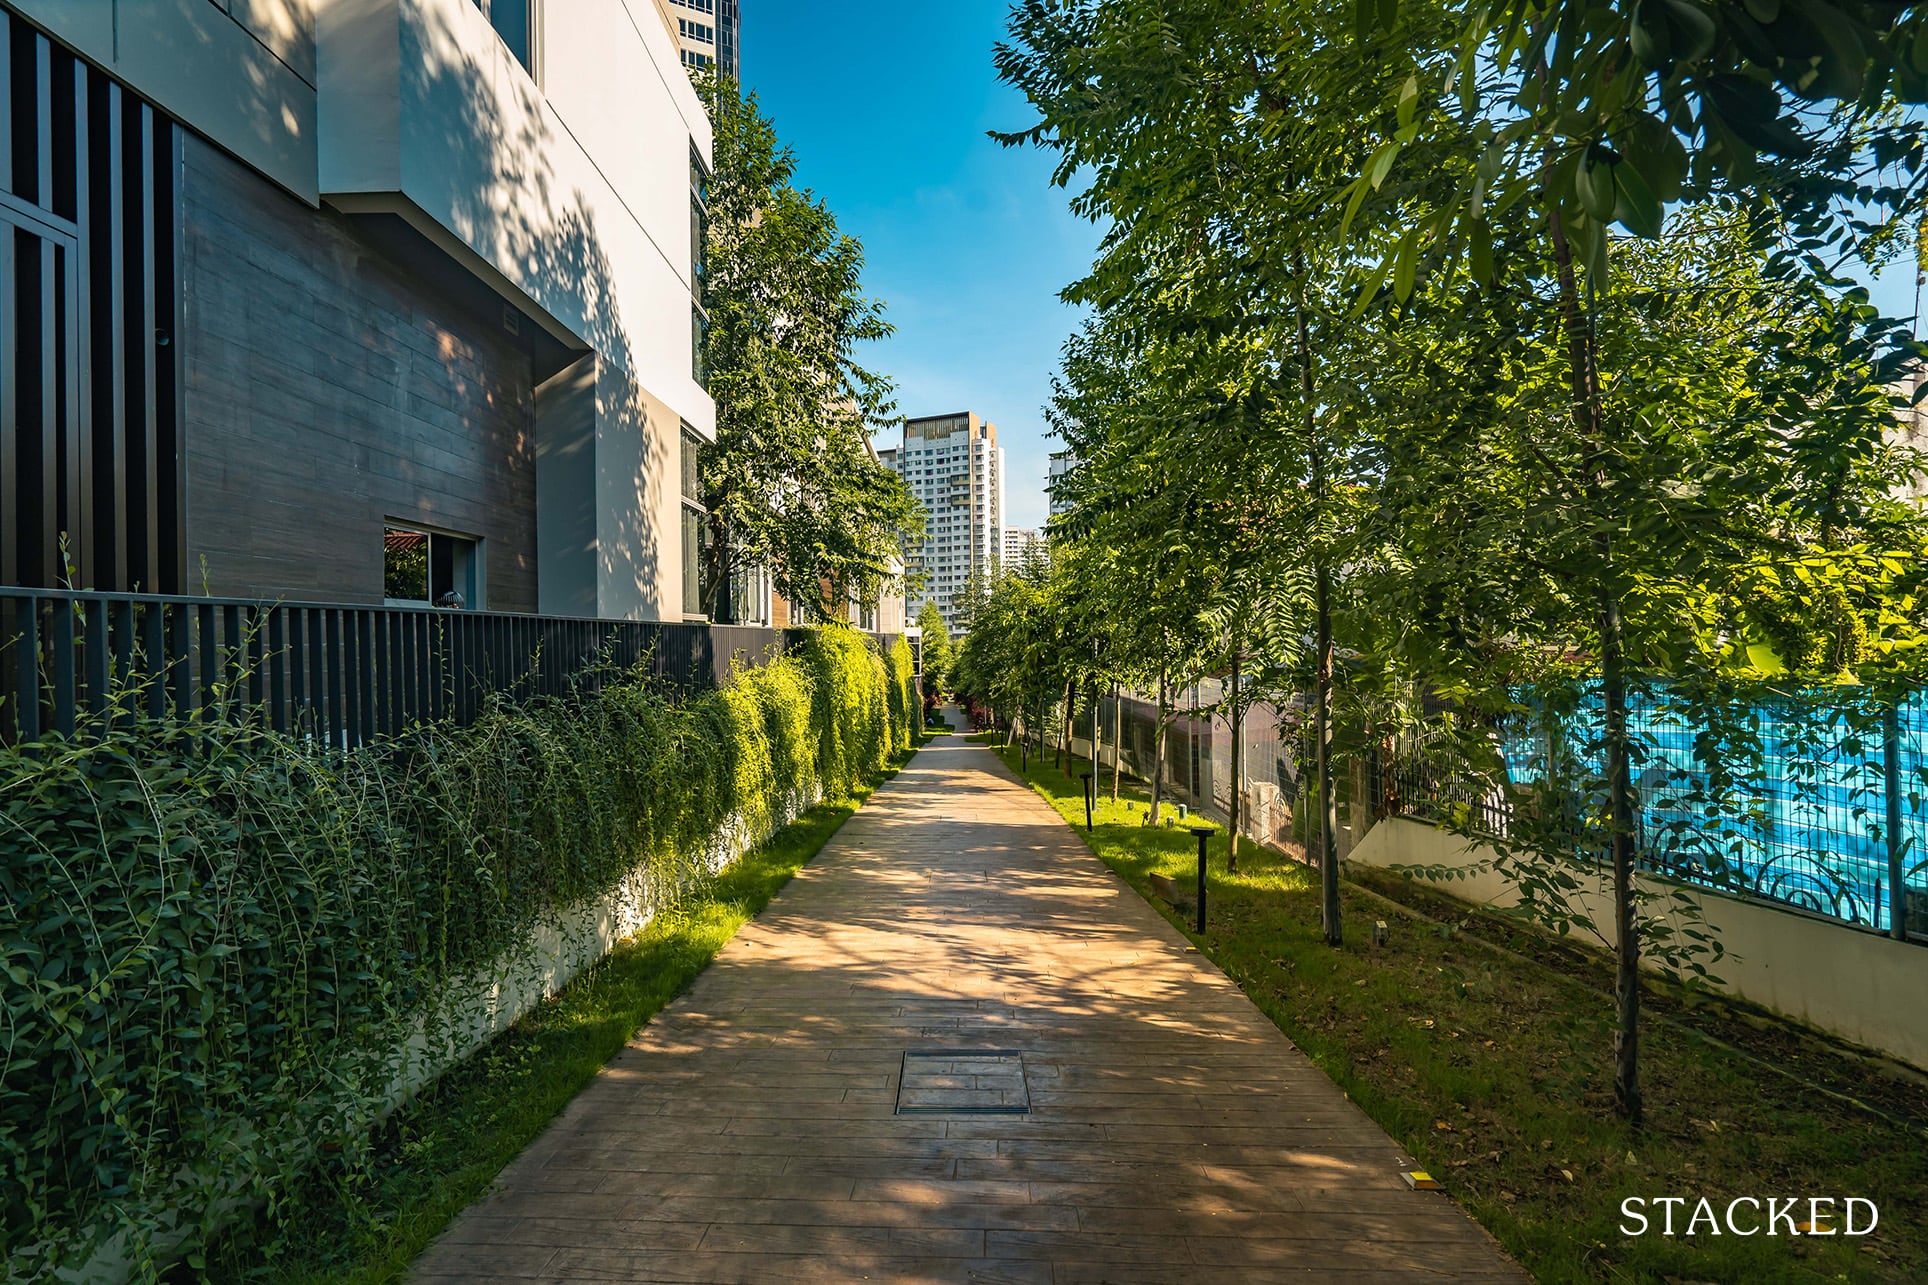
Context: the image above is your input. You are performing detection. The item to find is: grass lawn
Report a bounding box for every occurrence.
[988,739,1928,1284]
[196,742,924,1284]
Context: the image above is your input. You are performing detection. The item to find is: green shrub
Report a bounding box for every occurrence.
[0,626,913,1278]
[886,636,917,748]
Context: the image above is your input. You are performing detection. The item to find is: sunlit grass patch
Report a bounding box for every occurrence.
[994,743,1928,1284]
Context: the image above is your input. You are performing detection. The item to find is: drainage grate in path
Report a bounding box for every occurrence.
[895,1048,1030,1115]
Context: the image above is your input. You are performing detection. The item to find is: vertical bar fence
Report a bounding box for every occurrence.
[1,586,900,753]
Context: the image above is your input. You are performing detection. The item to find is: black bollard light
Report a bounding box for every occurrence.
[1189,826,1213,934]
[1080,772,1094,832]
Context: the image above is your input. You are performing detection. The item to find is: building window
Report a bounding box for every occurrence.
[732,562,769,626]
[689,144,709,386]
[681,48,713,69]
[690,154,709,290]
[679,18,716,43]
[672,0,716,13]
[384,525,479,609]
[692,303,707,387]
[681,508,707,617]
[681,426,709,618]
[476,1,539,75]
[681,425,704,506]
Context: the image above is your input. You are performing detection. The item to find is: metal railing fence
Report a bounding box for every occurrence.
[1073,672,1928,939]
[1,586,898,750]
[1077,684,1317,857]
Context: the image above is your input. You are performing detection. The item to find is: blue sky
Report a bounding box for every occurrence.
[742,7,1923,531]
[743,2,1098,531]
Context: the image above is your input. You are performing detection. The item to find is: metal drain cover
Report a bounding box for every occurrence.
[896,1049,1030,1115]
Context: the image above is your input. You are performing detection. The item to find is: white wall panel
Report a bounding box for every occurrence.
[317,0,715,619]
[323,0,710,430]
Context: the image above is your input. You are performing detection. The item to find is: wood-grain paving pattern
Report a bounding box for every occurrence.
[415,732,1527,1283]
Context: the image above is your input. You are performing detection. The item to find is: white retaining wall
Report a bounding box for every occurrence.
[1351,817,1928,1071]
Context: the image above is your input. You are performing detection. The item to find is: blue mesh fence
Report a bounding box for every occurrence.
[1386,685,1928,935]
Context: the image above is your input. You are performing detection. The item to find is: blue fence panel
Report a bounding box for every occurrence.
[1390,683,1928,936]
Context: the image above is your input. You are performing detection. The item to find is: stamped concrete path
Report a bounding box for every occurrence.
[415,728,1525,1283]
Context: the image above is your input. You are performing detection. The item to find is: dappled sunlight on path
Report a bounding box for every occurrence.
[414,736,1524,1282]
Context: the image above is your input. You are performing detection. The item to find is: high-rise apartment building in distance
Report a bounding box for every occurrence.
[1048,450,1077,517]
[879,414,1006,631]
[659,0,740,75]
[1001,528,1047,572]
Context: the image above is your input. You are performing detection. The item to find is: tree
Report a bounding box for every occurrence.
[695,75,922,621]
[915,600,952,697]
[951,560,1050,738]
[999,0,1433,936]
[1000,0,1928,1129]
[1331,0,1928,1125]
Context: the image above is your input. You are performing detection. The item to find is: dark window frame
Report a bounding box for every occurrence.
[679,425,709,619]
[689,143,710,388]
[383,521,482,610]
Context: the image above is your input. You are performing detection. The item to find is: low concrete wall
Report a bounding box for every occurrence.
[1351,817,1928,1071]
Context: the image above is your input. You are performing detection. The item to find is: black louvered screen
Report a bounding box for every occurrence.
[0,12,182,594]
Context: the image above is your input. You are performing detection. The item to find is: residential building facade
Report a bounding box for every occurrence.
[1000,527,1046,572]
[0,0,714,621]
[879,412,1005,631]
[658,0,739,76]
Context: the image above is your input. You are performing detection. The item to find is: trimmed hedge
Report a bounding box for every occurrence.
[0,626,916,1278]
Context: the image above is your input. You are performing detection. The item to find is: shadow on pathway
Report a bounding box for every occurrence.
[414,735,1525,1283]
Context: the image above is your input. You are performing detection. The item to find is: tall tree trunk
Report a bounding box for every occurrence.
[1151,664,1168,824]
[1315,559,1339,945]
[1599,585,1639,1123]
[1549,206,1641,1125]
[1298,279,1341,947]
[702,509,733,622]
[1179,679,1195,802]
[1228,648,1243,873]
[1111,681,1123,803]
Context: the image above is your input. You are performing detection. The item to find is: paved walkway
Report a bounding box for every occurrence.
[415,731,1524,1283]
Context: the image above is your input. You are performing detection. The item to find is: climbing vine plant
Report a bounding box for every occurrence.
[0,627,915,1278]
